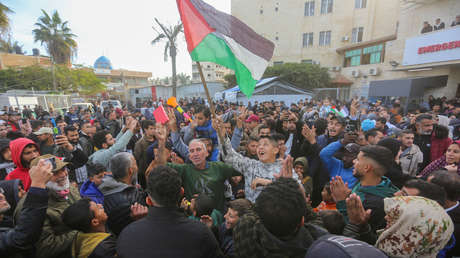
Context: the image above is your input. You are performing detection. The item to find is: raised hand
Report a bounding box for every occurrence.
[200,215,214,228]
[29,159,54,189]
[250,177,273,189]
[130,203,148,220]
[154,124,167,142]
[274,155,294,179]
[330,176,351,202]
[55,135,74,151]
[236,107,248,129]
[166,108,178,132]
[346,193,371,225]
[212,117,225,141]
[128,118,138,132]
[302,124,316,144]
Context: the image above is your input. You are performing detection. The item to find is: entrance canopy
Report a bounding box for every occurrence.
[368,75,448,97]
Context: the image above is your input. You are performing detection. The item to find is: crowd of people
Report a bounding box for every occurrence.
[420,14,460,34]
[0,94,460,257]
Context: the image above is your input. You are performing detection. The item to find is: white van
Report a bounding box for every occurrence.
[100,100,122,113]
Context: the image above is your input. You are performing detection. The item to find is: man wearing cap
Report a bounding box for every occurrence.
[14,154,81,258]
[330,145,399,233]
[6,138,40,191]
[319,133,360,188]
[246,114,261,138]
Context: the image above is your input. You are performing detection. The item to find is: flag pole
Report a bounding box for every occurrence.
[196,61,217,118]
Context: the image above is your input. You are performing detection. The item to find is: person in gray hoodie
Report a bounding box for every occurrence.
[89,118,137,169]
[398,130,423,176]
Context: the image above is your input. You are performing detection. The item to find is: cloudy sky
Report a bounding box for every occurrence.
[4,0,231,78]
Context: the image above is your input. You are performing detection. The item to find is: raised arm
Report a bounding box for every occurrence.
[213,117,255,174]
[167,108,190,160]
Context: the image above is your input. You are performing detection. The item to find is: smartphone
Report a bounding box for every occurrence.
[44,157,57,170]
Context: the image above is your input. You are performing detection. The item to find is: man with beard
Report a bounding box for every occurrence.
[89,118,137,169]
[79,120,96,157]
[14,154,81,258]
[98,152,148,235]
[63,126,89,186]
[5,138,40,191]
[319,133,360,188]
[0,159,52,256]
[330,145,399,233]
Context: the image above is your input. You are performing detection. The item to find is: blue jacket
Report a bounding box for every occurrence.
[319,140,357,188]
[80,180,104,204]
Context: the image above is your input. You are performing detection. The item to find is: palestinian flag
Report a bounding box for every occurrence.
[177,0,275,97]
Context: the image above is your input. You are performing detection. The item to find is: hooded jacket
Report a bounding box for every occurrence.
[79,180,104,204]
[399,144,423,176]
[5,138,38,191]
[337,176,399,233]
[99,175,147,235]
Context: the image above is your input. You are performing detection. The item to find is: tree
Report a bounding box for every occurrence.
[151,19,183,97]
[263,63,330,90]
[224,74,237,89]
[176,72,191,85]
[32,10,77,65]
[0,3,12,36]
[0,65,106,94]
[0,35,26,54]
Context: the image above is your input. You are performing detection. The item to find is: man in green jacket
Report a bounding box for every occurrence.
[15,155,81,258]
[330,145,399,232]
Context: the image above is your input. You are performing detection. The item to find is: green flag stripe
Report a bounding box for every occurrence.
[190,33,257,98]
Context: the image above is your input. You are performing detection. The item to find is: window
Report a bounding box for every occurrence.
[302,32,314,47]
[362,44,383,64]
[302,59,313,64]
[344,49,362,67]
[260,9,263,14]
[352,27,364,43]
[304,1,315,16]
[319,31,331,46]
[344,44,384,67]
[273,61,284,66]
[320,0,333,14]
[275,36,279,41]
[355,0,366,8]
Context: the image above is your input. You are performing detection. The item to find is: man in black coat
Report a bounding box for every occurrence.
[98,152,148,236]
[0,159,52,256]
[117,165,222,258]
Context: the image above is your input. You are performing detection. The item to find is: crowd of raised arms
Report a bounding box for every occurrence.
[1,95,460,258]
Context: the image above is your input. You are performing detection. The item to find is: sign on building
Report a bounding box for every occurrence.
[402,27,460,66]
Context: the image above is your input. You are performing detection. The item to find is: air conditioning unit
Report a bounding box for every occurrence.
[313,61,320,65]
[369,67,380,76]
[351,70,361,78]
[333,66,342,72]
[342,36,349,42]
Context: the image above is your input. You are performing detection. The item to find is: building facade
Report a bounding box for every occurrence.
[93,56,152,102]
[231,0,460,101]
[0,52,52,69]
[192,61,233,83]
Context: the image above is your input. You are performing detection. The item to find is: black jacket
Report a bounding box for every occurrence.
[0,187,48,257]
[79,132,94,157]
[117,207,222,258]
[99,175,147,235]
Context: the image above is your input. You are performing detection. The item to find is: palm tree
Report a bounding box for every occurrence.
[177,72,191,86]
[151,19,183,97]
[0,3,13,36]
[32,10,77,65]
